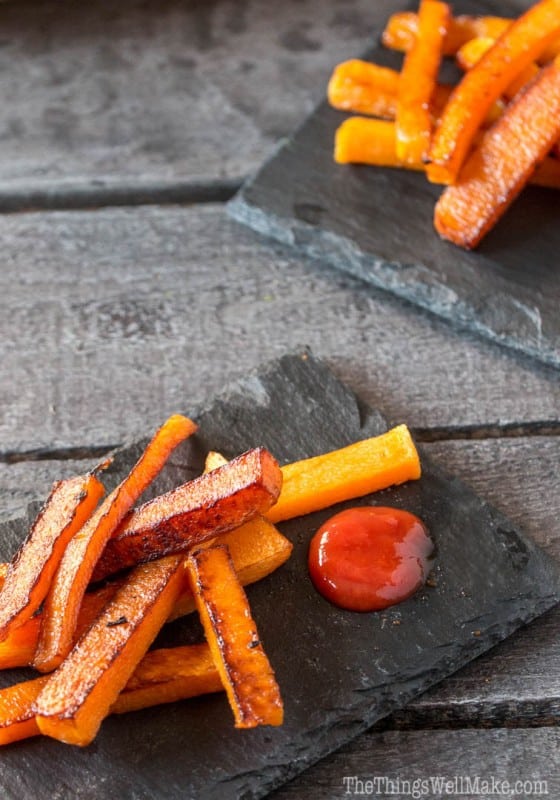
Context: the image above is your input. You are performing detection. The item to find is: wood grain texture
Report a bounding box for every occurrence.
[0,204,559,453]
[270,728,559,799]
[0,0,396,191]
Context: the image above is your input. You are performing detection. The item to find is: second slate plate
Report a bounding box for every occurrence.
[0,351,558,799]
[228,0,560,370]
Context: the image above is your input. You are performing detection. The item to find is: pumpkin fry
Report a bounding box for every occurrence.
[382,11,511,55]
[427,0,560,185]
[112,643,222,714]
[0,643,221,746]
[395,0,450,165]
[0,519,292,667]
[328,62,501,128]
[187,544,283,728]
[334,116,560,190]
[335,117,424,171]
[0,474,104,642]
[268,424,420,524]
[92,446,282,581]
[33,414,197,673]
[435,57,560,249]
[328,59,400,119]
[456,37,541,101]
[34,555,186,746]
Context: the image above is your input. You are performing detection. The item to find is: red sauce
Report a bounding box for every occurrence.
[308,506,433,612]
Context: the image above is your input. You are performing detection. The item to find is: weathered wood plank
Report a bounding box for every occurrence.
[0,205,559,453]
[0,0,396,191]
[0,436,559,725]
[0,0,537,194]
[270,728,559,799]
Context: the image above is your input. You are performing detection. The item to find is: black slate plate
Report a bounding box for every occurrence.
[228,0,560,370]
[0,351,558,799]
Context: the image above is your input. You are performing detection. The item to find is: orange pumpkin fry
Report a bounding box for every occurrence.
[92,446,282,581]
[435,58,560,249]
[335,117,424,171]
[396,0,450,164]
[34,555,186,746]
[268,424,421,524]
[456,37,541,101]
[0,517,292,667]
[0,474,104,642]
[187,544,283,728]
[328,60,400,119]
[112,643,222,714]
[382,11,511,55]
[334,116,560,190]
[328,60,455,122]
[34,414,197,673]
[0,643,221,745]
[427,0,560,185]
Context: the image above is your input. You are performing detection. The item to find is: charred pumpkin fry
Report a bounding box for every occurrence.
[395,0,450,165]
[0,643,221,745]
[92,447,282,581]
[268,424,420,523]
[34,555,186,746]
[435,57,560,249]
[0,519,291,668]
[187,544,283,728]
[427,0,560,185]
[34,414,197,673]
[456,37,541,101]
[0,474,104,642]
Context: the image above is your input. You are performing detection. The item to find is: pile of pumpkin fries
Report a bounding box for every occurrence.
[329,0,560,249]
[0,416,421,747]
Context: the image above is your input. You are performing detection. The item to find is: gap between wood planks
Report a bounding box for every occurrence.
[0,177,242,213]
[1,421,559,464]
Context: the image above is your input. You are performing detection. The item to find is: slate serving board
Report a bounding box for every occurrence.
[228,0,560,370]
[0,351,558,800]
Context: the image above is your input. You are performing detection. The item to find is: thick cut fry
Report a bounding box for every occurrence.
[0,644,221,745]
[0,474,104,642]
[335,117,424,171]
[92,447,282,581]
[187,545,283,728]
[112,643,222,714]
[456,37,541,101]
[427,0,560,185]
[334,116,560,190]
[268,424,420,524]
[34,414,197,673]
[382,11,511,55]
[396,0,450,164]
[328,59,399,118]
[0,518,292,667]
[328,63,502,128]
[34,555,186,746]
[435,58,560,249]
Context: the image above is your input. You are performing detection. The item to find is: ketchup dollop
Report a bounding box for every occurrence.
[308,506,433,612]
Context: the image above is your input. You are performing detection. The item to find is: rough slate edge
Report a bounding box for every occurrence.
[227,2,560,371]
[0,352,559,800]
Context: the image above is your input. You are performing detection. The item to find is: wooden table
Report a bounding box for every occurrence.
[1,0,558,796]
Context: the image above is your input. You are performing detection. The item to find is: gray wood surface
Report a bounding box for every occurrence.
[0,0,396,195]
[0,0,558,794]
[0,205,559,454]
[271,728,559,799]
